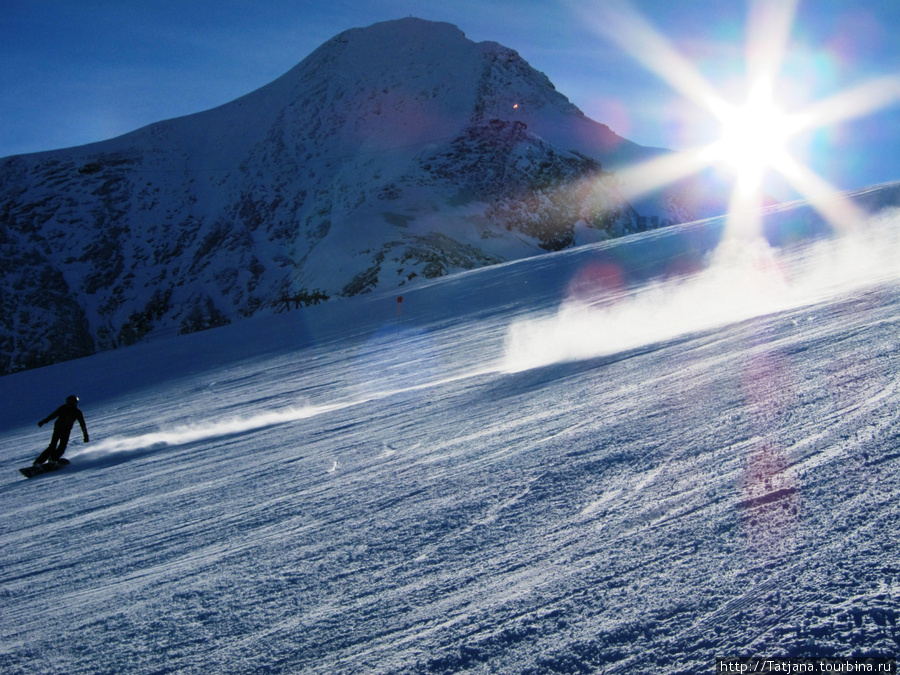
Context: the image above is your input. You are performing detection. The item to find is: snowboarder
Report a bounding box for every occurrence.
[32,395,89,466]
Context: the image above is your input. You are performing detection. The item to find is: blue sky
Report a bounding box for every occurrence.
[2,0,899,194]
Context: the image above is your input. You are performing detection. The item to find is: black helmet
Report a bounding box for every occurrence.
[66,395,79,405]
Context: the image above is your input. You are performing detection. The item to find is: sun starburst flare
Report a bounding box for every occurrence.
[574,0,900,239]
[705,79,805,196]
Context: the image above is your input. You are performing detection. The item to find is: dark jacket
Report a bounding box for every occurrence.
[40,404,89,441]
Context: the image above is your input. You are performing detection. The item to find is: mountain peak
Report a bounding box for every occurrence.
[0,17,709,374]
[337,16,468,42]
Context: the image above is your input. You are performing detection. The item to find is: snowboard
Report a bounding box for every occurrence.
[19,458,70,478]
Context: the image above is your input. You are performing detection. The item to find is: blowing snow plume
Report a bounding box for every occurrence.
[71,402,356,461]
[71,370,493,463]
[502,208,900,373]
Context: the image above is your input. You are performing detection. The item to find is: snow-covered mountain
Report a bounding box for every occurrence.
[0,17,722,376]
[2,187,899,672]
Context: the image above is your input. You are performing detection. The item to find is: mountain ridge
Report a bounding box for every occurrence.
[1,17,717,375]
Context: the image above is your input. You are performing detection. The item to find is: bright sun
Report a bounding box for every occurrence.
[710,81,798,194]
[581,0,900,236]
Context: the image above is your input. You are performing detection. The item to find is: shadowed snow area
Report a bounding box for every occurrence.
[2,193,900,673]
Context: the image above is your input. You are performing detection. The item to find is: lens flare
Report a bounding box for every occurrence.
[573,0,900,238]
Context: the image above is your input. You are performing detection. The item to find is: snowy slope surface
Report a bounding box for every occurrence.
[2,189,900,673]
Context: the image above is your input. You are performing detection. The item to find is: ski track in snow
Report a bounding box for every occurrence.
[2,209,900,673]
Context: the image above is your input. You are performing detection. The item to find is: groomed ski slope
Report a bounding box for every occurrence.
[2,195,900,674]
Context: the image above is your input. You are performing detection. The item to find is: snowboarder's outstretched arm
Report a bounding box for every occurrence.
[38,406,64,428]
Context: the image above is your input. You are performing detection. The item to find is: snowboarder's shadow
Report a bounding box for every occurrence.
[6,439,203,492]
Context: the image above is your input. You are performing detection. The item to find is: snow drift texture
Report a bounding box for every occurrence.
[2,183,900,673]
[0,18,719,376]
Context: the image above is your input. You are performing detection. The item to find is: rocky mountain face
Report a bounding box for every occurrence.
[0,18,720,375]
